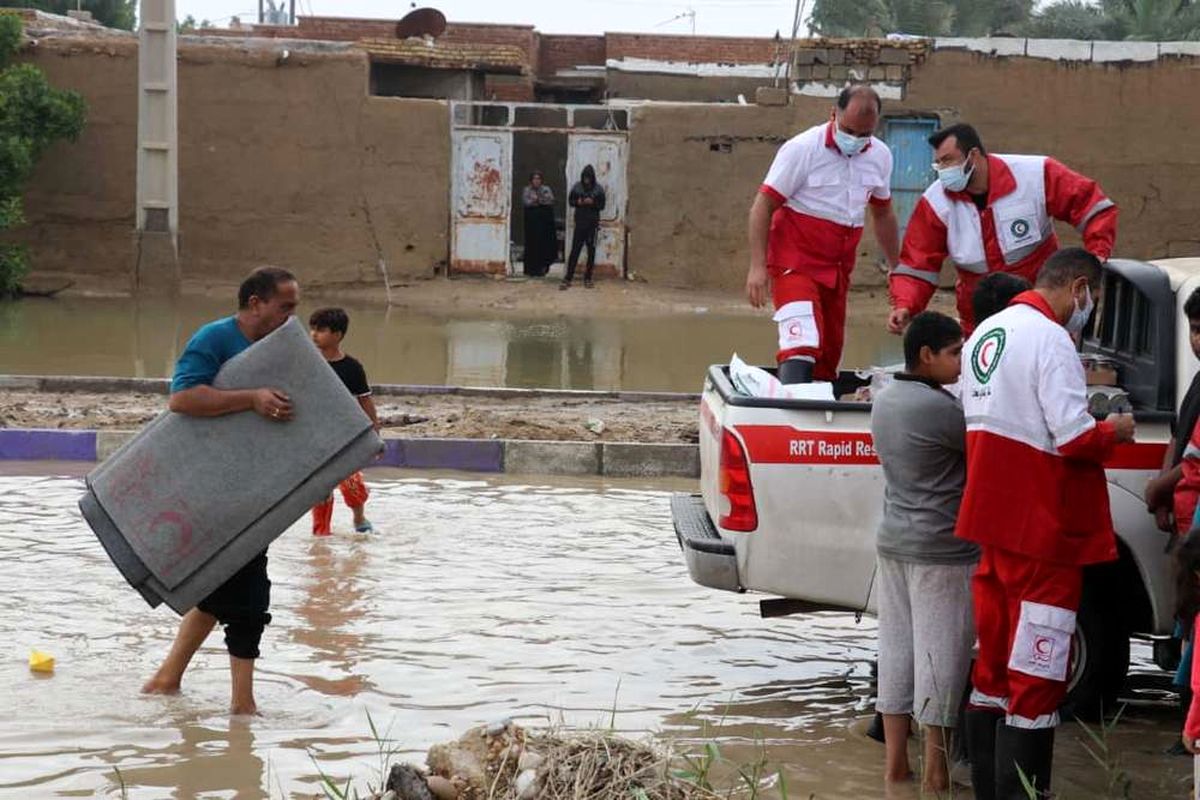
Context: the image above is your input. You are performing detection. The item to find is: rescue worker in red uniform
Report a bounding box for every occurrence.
[956,248,1135,799]
[746,85,900,384]
[887,124,1117,337]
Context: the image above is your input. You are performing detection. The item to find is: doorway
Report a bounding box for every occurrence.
[882,116,939,238]
[448,102,630,279]
[511,131,569,277]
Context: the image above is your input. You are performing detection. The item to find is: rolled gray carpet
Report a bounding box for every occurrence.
[79,317,384,613]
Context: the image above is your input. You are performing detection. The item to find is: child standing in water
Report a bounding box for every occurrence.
[309,307,379,535]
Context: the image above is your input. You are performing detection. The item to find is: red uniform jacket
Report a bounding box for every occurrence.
[956,292,1118,565]
[891,154,1117,333]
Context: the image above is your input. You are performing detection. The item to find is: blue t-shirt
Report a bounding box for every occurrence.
[170,316,253,392]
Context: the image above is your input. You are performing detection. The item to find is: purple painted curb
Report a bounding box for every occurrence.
[378,438,505,473]
[0,429,97,461]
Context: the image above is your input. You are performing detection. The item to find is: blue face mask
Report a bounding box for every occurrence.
[834,127,869,157]
[937,157,975,193]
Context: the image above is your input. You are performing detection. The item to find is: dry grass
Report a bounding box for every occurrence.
[473,728,765,800]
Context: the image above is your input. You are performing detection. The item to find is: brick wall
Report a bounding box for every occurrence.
[199,24,294,38]
[442,22,538,70]
[485,75,535,102]
[607,33,783,65]
[440,23,538,99]
[537,34,606,78]
[297,15,394,40]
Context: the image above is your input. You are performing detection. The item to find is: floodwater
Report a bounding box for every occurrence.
[0,296,901,392]
[0,467,1189,798]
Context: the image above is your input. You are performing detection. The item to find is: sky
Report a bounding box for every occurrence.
[176,0,807,38]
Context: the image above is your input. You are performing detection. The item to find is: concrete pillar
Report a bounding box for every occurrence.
[134,0,181,292]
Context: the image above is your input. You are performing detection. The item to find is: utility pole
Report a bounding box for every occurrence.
[134,0,180,291]
[783,0,804,87]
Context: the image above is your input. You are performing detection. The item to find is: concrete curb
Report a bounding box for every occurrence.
[0,428,700,478]
[0,374,699,404]
[0,428,97,461]
[507,440,601,476]
[378,438,506,472]
[602,442,701,478]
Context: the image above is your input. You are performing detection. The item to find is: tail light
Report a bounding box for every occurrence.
[718,428,758,532]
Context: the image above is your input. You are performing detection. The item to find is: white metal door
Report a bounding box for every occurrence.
[451,129,513,274]
[565,134,628,276]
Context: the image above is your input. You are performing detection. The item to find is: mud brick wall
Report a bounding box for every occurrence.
[16,36,451,292]
[790,38,929,90]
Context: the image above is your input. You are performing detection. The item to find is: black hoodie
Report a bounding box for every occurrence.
[568,165,607,230]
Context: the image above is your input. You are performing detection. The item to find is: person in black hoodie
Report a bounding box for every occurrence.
[561,164,606,290]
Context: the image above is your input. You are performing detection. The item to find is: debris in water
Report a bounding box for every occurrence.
[367,721,726,800]
[585,418,606,436]
[28,650,54,673]
[385,764,434,800]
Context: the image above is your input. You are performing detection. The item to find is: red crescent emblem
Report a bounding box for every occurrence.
[980,339,996,368]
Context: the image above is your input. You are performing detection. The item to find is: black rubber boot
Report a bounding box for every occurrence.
[865,711,886,744]
[964,710,1002,800]
[777,358,814,384]
[995,725,1054,799]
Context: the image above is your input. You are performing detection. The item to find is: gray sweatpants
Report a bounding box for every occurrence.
[875,555,976,727]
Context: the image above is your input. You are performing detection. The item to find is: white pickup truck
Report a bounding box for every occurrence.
[674,258,1200,716]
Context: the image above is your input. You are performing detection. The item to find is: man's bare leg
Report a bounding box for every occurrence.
[230,656,257,715]
[142,608,217,694]
[882,713,913,783]
[921,725,951,793]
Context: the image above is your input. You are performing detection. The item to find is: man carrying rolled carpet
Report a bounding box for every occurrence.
[141,265,299,715]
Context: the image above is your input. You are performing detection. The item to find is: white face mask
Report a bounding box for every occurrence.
[937,156,975,193]
[834,127,869,157]
[1066,283,1095,336]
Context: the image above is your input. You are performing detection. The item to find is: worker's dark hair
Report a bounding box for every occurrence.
[1175,527,1200,638]
[928,123,987,157]
[238,266,296,309]
[1185,287,1200,322]
[1035,247,1102,289]
[309,307,349,335]
[837,84,882,114]
[972,272,1032,324]
[903,311,962,371]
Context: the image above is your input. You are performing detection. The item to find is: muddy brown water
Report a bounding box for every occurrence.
[0,297,902,392]
[0,466,1189,798]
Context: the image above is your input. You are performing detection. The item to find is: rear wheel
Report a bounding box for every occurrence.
[1062,584,1129,720]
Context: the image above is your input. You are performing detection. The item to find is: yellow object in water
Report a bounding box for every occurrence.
[28,650,54,673]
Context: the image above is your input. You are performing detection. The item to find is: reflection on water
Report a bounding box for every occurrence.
[0,472,1186,798]
[0,296,902,392]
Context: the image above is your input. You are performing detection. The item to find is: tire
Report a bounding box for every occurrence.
[1061,584,1130,721]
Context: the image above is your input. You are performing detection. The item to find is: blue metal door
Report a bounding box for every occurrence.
[884,117,938,237]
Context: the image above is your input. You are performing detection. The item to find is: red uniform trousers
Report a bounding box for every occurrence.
[770,269,849,383]
[766,208,861,383]
[311,471,370,536]
[969,546,1083,729]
